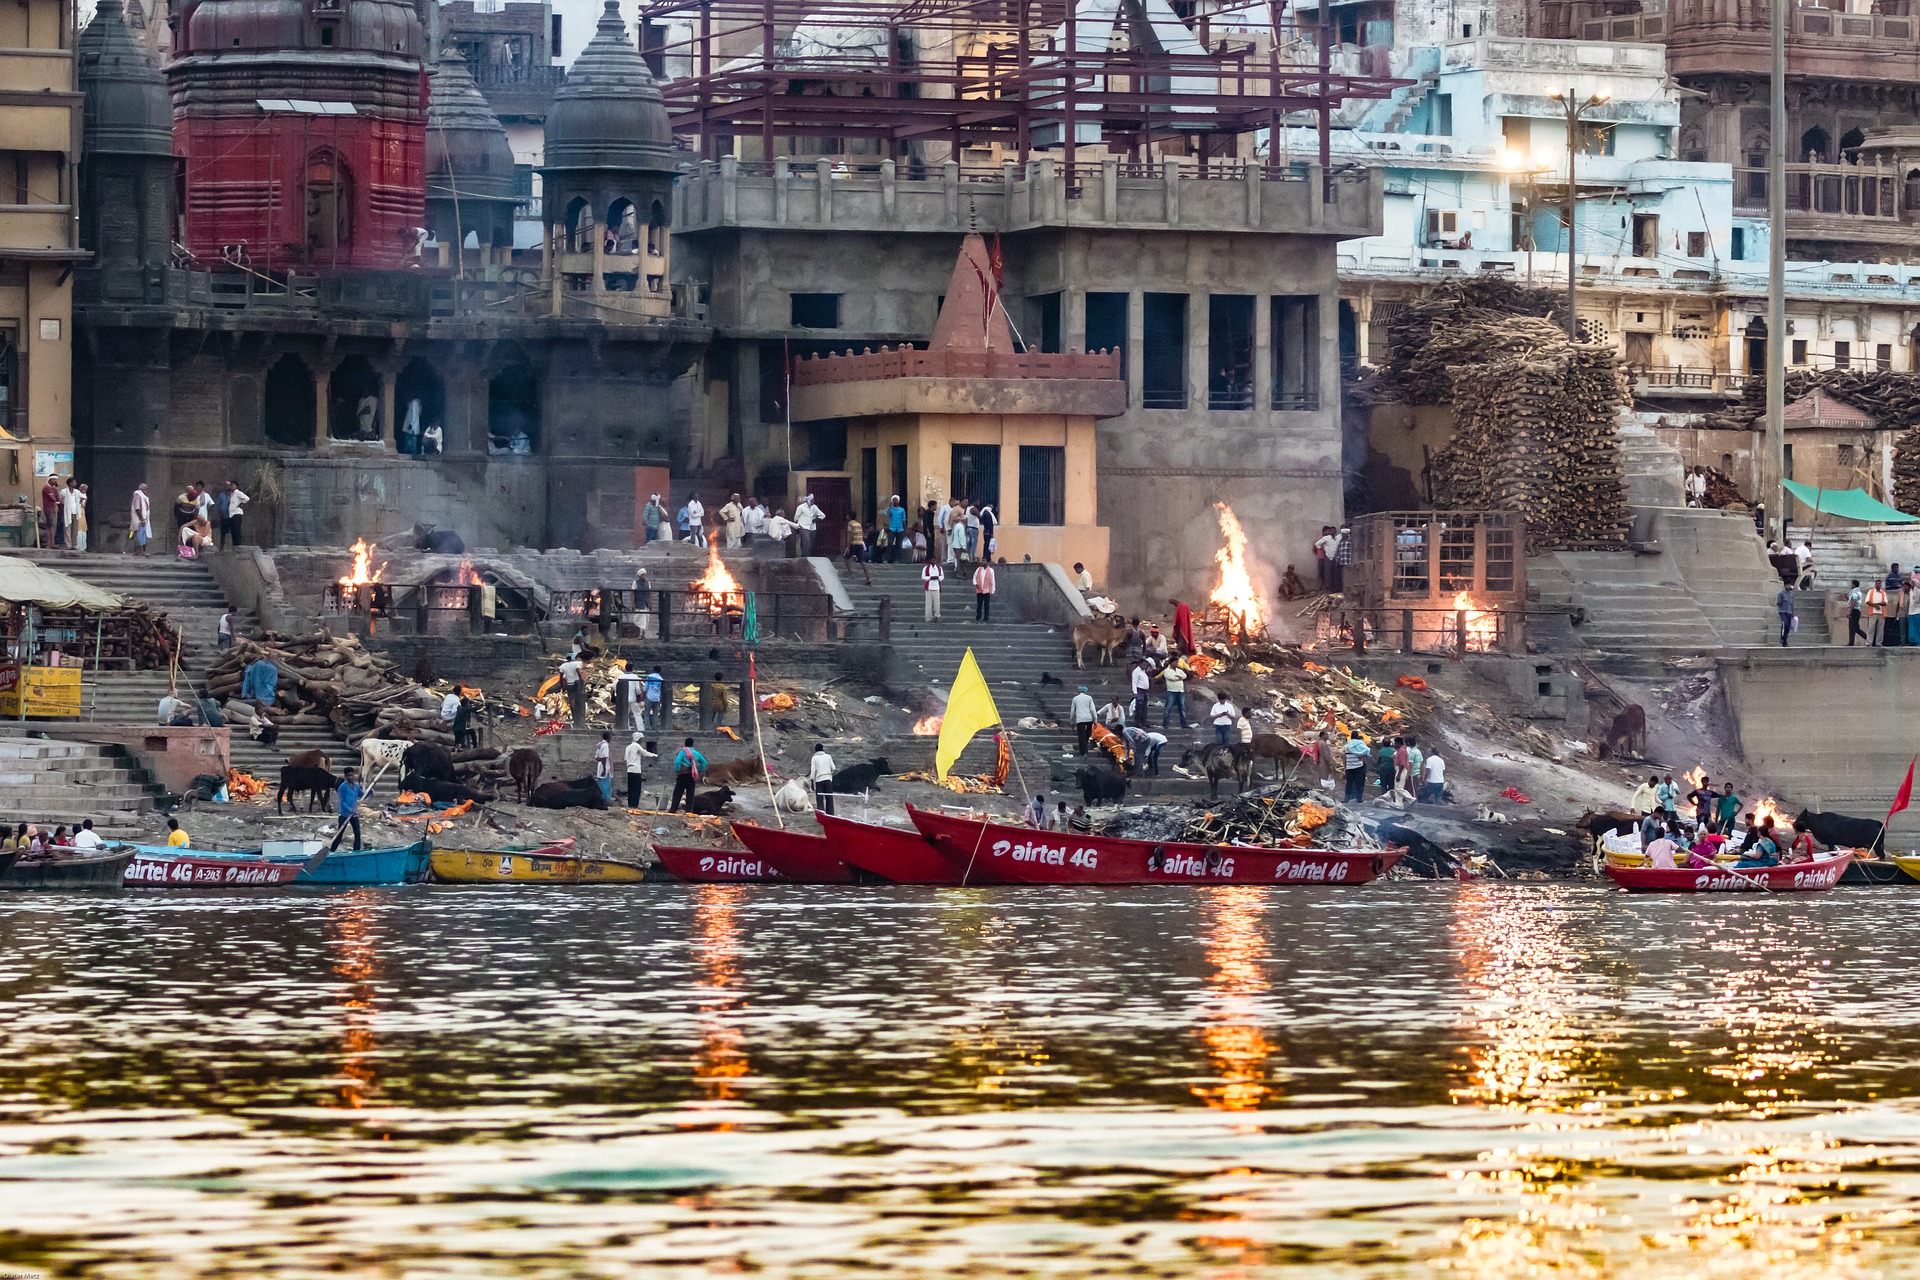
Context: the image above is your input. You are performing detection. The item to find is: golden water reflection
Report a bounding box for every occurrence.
[1192,888,1276,1111]
[326,892,381,1109]
[691,884,749,1105]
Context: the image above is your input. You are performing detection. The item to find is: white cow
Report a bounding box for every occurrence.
[357,737,409,794]
[772,777,815,813]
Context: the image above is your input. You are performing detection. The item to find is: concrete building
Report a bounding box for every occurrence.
[673,156,1379,598]
[440,0,563,250]
[0,0,82,505]
[70,0,705,549]
[789,235,1125,573]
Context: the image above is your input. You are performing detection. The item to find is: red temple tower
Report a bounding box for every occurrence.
[170,0,427,271]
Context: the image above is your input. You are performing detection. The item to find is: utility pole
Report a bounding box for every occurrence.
[1552,87,1609,340]
[1763,0,1787,541]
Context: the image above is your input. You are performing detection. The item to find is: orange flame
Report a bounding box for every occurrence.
[1208,503,1265,641]
[912,715,943,735]
[692,536,741,612]
[453,559,484,586]
[338,538,385,603]
[1752,796,1793,830]
[1451,590,1499,653]
[1684,765,1708,789]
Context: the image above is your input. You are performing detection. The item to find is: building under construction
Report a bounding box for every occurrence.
[63,0,1395,595]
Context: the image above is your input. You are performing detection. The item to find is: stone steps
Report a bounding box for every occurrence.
[0,736,164,833]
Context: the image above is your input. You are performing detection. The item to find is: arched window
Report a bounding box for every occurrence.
[1800,125,1832,164]
[606,198,638,254]
[305,152,352,258]
[563,196,590,252]
[646,200,666,256]
[1840,127,1865,161]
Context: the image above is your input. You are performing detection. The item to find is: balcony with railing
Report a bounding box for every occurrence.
[1734,158,1920,250]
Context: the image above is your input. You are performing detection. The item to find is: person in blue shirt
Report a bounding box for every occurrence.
[1343,734,1369,803]
[328,767,364,851]
[887,496,907,564]
[643,666,665,732]
[1733,830,1780,869]
[669,738,707,813]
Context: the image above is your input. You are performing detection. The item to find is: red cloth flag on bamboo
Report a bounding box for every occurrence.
[1889,756,1917,822]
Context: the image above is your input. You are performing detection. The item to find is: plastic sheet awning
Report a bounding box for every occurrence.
[0,557,124,609]
[1783,479,1920,524]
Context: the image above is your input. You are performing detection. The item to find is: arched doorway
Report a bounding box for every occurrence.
[487,362,540,454]
[1744,317,1768,376]
[563,196,590,252]
[264,353,315,447]
[1799,125,1832,163]
[606,198,638,254]
[1840,127,1865,161]
[395,358,445,455]
[328,355,381,441]
[305,151,352,260]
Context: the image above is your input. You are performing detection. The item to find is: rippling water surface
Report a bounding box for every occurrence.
[5,883,1920,1276]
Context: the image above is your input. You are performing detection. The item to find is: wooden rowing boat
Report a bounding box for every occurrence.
[906,806,1402,887]
[815,811,966,884]
[653,843,786,882]
[729,821,858,883]
[427,842,644,883]
[126,845,307,887]
[1890,854,1920,885]
[128,840,433,886]
[1,847,132,889]
[1842,853,1910,885]
[1604,850,1853,893]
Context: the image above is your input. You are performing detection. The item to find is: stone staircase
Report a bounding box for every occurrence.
[1785,525,1883,592]
[0,735,166,838]
[4,549,350,779]
[1616,420,1686,514]
[1382,70,1438,132]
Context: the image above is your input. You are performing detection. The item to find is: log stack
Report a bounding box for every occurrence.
[1423,317,1631,552]
[205,633,429,741]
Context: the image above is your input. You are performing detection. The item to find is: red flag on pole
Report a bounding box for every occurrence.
[1890,755,1917,820]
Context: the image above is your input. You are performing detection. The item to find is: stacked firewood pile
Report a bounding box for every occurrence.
[1374,278,1565,404]
[1701,369,1920,511]
[1421,316,1632,552]
[206,633,426,740]
[1702,466,1750,511]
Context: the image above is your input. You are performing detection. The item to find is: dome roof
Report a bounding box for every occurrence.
[544,0,674,175]
[78,0,173,158]
[427,47,520,204]
[178,0,421,60]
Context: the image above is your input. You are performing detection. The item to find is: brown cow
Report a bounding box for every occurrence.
[285,749,331,772]
[703,756,766,786]
[1248,733,1305,781]
[508,747,544,803]
[1072,616,1129,668]
[1596,704,1648,761]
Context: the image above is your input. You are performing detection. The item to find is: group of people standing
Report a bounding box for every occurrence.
[1844,563,1920,647]
[1626,771,1817,870]
[844,496,998,569]
[36,476,89,551]
[1341,732,1446,805]
[642,491,828,557]
[38,476,250,556]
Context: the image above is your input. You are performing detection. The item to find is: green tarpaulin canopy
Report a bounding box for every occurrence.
[1782,479,1920,524]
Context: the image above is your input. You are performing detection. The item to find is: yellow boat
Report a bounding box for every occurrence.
[1891,855,1920,884]
[428,841,647,884]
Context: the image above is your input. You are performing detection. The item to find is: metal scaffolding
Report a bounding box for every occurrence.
[638,0,1402,174]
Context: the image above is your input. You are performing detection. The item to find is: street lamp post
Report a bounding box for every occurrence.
[1501,149,1552,288]
[1549,86,1611,341]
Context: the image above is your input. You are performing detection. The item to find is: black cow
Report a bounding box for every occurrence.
[411,777,496,806]
[683,786,737,815]
[1797,809,1885,853]
[830,757,892,794]
[277,764,340,815]
[401,741,456,786]
[1077,764,1129,806]
[529,778,607,811]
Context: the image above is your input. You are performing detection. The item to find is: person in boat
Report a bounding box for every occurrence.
[71,820,102,851]
[1689,828,1728,862]
[1637,807,1664,850]
[1644,821,1681,869]
[1737,814,1774,857]
[165,818,189,848]
[1026,793,1048,828]
[1784,819,1819,864]
[1733,829,1781,869]
[48,825,68,850]
[1070,805,1092,834]
[1050,802,1072,832]
[0,822,21,851]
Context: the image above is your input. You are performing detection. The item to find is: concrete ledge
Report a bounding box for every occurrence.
[53,725,229,792]
[805,556,855,615]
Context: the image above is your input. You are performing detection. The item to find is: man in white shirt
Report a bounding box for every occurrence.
[1685,467,1706,507]
[1070,685,1097,755]
[130,483,152,556]
[440,689,461,726]
[559,656,585,726]
[921,560,944,620]
[973,560,995,622]
[621,733,655,808]
[810,743,836,815]
[744,500,767,542]
[1098,694,1128,729]
[794,494,823,557]
[62,479,85,552]
[1129,659,1151,724]
[766,508,794,553]
[1210,695,1238,746]
[1072,561,1093,593]
[217,609,236,651]
[1419,752,1446,803]
[223,480,251,547]
[684,495,705,544]
[593,731,613,804]
[193,481,214,524]
[71,819,103,850]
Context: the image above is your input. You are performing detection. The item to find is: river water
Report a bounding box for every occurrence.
[4,883,1920,1277]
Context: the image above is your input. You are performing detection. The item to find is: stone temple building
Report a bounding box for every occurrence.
[72,0,704,549]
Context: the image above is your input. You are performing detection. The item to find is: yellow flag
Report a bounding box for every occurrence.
[936,649,1000,780]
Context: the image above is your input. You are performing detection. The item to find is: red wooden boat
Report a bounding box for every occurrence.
[125,846,307,887]
[907,805,1403,887]
[729,822,858,883]
[816,811,966,884]
[1605,850,1852,893]
[653,843,786,883]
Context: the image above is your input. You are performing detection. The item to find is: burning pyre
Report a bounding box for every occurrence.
[338,539,386,605]
[912,715,944,735]
[691,536,742,614]
[1450,591,1499,653]
[1209,503,1266,642]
